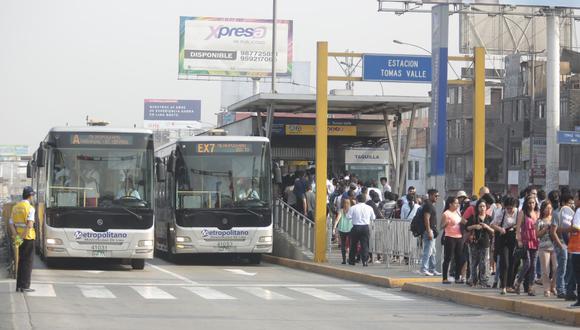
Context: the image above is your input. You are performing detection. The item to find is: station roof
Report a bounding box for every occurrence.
[226,93,431,115]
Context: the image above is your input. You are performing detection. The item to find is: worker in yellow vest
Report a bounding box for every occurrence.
[9,186,36,293]
[568,190,580,308]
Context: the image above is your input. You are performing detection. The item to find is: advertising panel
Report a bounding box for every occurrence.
[178,17,293,78]
[386,1,580,7]
[0,145,28,156]
[285,125,357,136]
[143,99,201,130]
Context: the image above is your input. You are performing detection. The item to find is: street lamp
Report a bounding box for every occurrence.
[393,40,461,79]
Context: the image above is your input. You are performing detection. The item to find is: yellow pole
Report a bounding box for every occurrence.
[314,41,328,263]
[472,47,486,196]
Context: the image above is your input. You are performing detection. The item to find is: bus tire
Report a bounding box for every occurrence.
[131,259,145,270]
[166,229,175,262]
[249,254,261,265]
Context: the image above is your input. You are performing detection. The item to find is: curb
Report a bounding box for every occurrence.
[263,254,440,288]
[402,282,580,326]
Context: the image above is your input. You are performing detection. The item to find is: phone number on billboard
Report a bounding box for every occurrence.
[240,51,277,62]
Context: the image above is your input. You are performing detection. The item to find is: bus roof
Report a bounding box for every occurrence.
[49,127,153,135]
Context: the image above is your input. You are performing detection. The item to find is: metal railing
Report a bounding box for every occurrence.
[369,218,422,270]
[273,199,316,255]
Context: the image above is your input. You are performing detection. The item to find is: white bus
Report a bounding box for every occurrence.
[154,136,273,263]
[29,127,155,269]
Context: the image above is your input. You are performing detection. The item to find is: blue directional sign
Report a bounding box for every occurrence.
[362,54,432,83]
[557,131,580,145]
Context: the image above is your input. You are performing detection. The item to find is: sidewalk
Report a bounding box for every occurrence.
[264,247,580,326]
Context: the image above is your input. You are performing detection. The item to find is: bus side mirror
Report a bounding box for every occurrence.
[26,161,32,179]
[167,153,175,173]
[36,144,45,167]
[155,157,165,182]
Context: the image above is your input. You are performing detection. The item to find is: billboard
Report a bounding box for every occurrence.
[385,1,580,7]
[178,17,293,78]
[0,145,28,156]
[459,6,573,55]
[143,99,201,130]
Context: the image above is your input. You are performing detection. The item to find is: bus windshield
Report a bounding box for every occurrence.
[175,142,271,209]
[48,147,153,208]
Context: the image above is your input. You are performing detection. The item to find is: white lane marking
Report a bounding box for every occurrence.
[342,287,413,301]
[131,286,176,300]
[78,285,116,299]
[289,287,352,301]
[224,269,256,276]
[146,263,198,285]
[184,287,236,300]
[82,271,104,274]
[237,287,293,300]
[26,284,56,297]
[32,281,362,287]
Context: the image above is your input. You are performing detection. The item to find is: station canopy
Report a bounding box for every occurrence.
[226,93,431,116]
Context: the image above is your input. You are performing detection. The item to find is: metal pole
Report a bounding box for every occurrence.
[546,10,561,191]
[529,52,535,185]
[399,106,417,196]
[265,0,277,139]
[314,41,328,263]
[472,47,486,196]
[395,113,401,196]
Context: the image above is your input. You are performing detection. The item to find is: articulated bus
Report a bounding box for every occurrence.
[154,136,273,263]
[29,127,155,269]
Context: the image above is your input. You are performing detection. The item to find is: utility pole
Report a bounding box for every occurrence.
[264,0,277,139]
[545,10,561,191]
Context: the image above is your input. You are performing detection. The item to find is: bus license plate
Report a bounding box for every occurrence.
[217,241,233,250]
[91,245,109,257]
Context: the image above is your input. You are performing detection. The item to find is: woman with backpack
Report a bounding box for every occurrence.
[466,199,495,287]
[514,195,540,296]
[490,197,519,295]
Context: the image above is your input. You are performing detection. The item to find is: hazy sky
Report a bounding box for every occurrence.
[1,0,568,153]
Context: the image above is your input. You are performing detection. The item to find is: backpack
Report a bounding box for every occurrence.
[409,206,425,237]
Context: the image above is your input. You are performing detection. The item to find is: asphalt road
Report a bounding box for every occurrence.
[0,255,574,330]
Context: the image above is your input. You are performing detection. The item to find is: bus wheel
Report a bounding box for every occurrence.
[131,259,145,270]
[249,254,261,265]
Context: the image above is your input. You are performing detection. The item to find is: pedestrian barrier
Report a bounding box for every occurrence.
[273,199,316,255]
[369,218,422,270]
[1,202,16,279]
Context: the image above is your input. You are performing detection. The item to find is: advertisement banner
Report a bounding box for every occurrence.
[0,145,28,156]
[386,1,580,7]
[143,99,201,130]
[178,17,293,78]
[285,125,357,136]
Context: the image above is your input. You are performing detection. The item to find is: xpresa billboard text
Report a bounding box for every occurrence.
[178,16,293,78]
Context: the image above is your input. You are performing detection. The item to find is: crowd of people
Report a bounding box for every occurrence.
[280,169,580,307]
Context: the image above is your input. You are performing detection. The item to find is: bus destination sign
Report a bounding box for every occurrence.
[71,134,134,146]
[193,143,252,154]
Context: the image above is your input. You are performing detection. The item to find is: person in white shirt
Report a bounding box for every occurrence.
[347,194,376,267]
[380,177,391,194]
[400,194,420,220]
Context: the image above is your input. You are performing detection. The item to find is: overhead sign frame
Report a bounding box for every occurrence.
[381,1,580,8]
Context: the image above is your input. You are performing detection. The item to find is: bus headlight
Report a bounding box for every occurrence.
[46,238,63,245]
[258,236,272,243]
[138,240,153,247]
[176,236,191,243]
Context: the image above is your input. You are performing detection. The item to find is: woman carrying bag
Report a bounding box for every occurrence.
[490,197,518,295]
[466,199,495,288]
[514,195,540,296]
